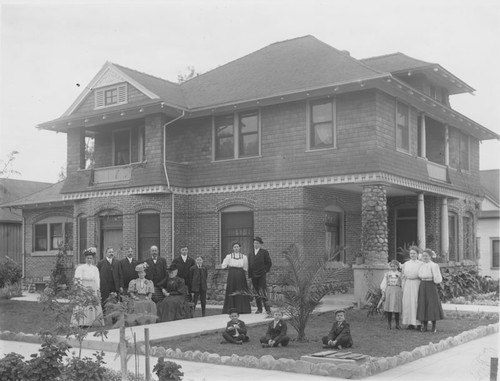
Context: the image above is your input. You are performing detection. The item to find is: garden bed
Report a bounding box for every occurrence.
[153,309,498,359]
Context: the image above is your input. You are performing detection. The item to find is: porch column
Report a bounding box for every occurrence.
[441,197,449,260]
[419,114,427,158]
[444,125,450,166]
[361,185,388,264]
[417,193,426,249]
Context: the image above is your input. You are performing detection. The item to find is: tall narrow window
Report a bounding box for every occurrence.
[492,239,499,269]
[310,99,334,149]
[220,206,254,262]
[449,129,470,171]
[463,213,473,260]
[138,212,160,262]
[78,216,88,263]
[34,224,48,251]
[325,206,344,262]
[215,114,235,160]
[459,133,469,171]
[448,213,458,261]
[396,101,410,152]
[239,111,259,157]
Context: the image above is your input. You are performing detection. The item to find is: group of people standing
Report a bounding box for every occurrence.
[381,247,444,332]
[71,236,273,327]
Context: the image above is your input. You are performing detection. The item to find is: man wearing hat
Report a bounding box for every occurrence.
[248,236,272,315]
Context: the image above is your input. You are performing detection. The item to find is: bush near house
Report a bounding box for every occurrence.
[0,258,22,288]
[438,268,498,301]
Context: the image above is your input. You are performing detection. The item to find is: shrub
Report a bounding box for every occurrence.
[61,351,108,381]
[22,340,69,381]
[438,268,497,301]
[0,259,22,288]
[153,358,183,381]
[0,352,25,381]
[103,369,145,381]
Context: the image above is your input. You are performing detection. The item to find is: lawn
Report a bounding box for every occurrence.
[154,309,499,359]
[0,299,221,334]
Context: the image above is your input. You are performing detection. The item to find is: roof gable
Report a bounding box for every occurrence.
[480,169,500,205]
[63,62,162,116]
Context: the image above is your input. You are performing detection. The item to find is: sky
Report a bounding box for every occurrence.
[1,0,499,183]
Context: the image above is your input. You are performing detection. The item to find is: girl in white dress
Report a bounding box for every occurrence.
[401,246,423,330]
[71,248,104,327]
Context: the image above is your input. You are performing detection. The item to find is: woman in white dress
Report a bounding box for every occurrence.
[401,246,422,330]
[71,248,104,327]
[221,242,251,314]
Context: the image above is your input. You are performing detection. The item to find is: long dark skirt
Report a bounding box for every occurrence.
[222,267,251,314]
[157,295,193,322]
[417,280,444,321]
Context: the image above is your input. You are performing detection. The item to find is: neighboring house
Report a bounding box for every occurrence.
[0,179,53,265]
[477,170,500,280]
[3,36,498,287]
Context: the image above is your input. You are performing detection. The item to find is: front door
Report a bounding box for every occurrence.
[99,214,123,260]
[395,208,417,262]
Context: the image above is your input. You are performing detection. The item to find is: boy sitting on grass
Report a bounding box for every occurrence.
[260,309,290,347]
[321,309,353,349]
[221,308,249,344]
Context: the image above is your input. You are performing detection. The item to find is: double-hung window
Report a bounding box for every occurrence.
[95,83,127,109]
[34,217,73,253]
[396,101,410,152]
[214,110,260,160]
[449,129,470,171]
[309,99,335,150]
[492,239,499,269]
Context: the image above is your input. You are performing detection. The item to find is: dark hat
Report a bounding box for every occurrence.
[167,264,177,272]
[228,308,239,315]
[253,236,264,244]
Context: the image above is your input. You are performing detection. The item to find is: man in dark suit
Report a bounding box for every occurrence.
[248,236,272,315]
[144,245,168,303]
[119,247,138,294]
[172,244,195,300]
[97,247,121,307]
[189,255,208,316]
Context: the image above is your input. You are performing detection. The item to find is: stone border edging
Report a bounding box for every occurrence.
[146,322,499,379]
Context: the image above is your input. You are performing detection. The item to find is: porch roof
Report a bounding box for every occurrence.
[0,181,66,209]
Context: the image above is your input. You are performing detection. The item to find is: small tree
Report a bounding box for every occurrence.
[0,150,20,178]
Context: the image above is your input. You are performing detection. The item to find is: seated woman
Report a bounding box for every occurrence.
[157,264,193,322]
[128,263,158,325]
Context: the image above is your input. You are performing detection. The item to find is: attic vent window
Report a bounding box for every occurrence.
[95,83,127,109]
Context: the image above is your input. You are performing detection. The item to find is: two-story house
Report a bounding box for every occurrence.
[4,36,498,290]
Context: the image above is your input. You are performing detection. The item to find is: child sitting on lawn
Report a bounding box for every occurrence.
[221,308,249,344]
[321,309,353,349]
[260,310,290,347]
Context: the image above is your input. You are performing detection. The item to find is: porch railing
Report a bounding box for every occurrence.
[427,161,448,182]
[93,165,132,184]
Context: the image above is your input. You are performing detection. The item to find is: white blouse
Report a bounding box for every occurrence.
[417,261,442,284]
[74,264,100,291]
[402,259,422,280]
[221,253,248,271]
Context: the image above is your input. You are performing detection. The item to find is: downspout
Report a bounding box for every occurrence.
[162,111,185,258]
[22,214,25,278]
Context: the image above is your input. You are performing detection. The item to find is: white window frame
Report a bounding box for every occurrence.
[396,100,410,154]
[33,216,73,256]
[212,110,261,161]
[95,83,127,109]
[306,97,337,151]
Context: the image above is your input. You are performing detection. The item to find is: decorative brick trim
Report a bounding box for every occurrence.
[215,197,256,212]
[133,201,164,213]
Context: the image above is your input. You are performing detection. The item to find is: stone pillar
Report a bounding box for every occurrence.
[441,197,449,260]
[361,185,388,264]
[354,185,389,306]
[419,114,426,158]
[417,193,426,249]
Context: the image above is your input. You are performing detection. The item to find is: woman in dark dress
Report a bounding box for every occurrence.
[221,242,252,314]
[156,264,193,322]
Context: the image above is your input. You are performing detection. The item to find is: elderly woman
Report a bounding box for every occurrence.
[401,246,423,330]
[156,264,193,322]
[417,248,444,332]
[71,248,104,327]
[221,242,251,314]
[128,263,158,325]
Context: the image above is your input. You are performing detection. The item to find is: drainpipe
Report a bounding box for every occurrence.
[22,214,25,278]
[162,111,185,258]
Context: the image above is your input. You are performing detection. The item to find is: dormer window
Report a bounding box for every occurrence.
[95,83,127,109]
